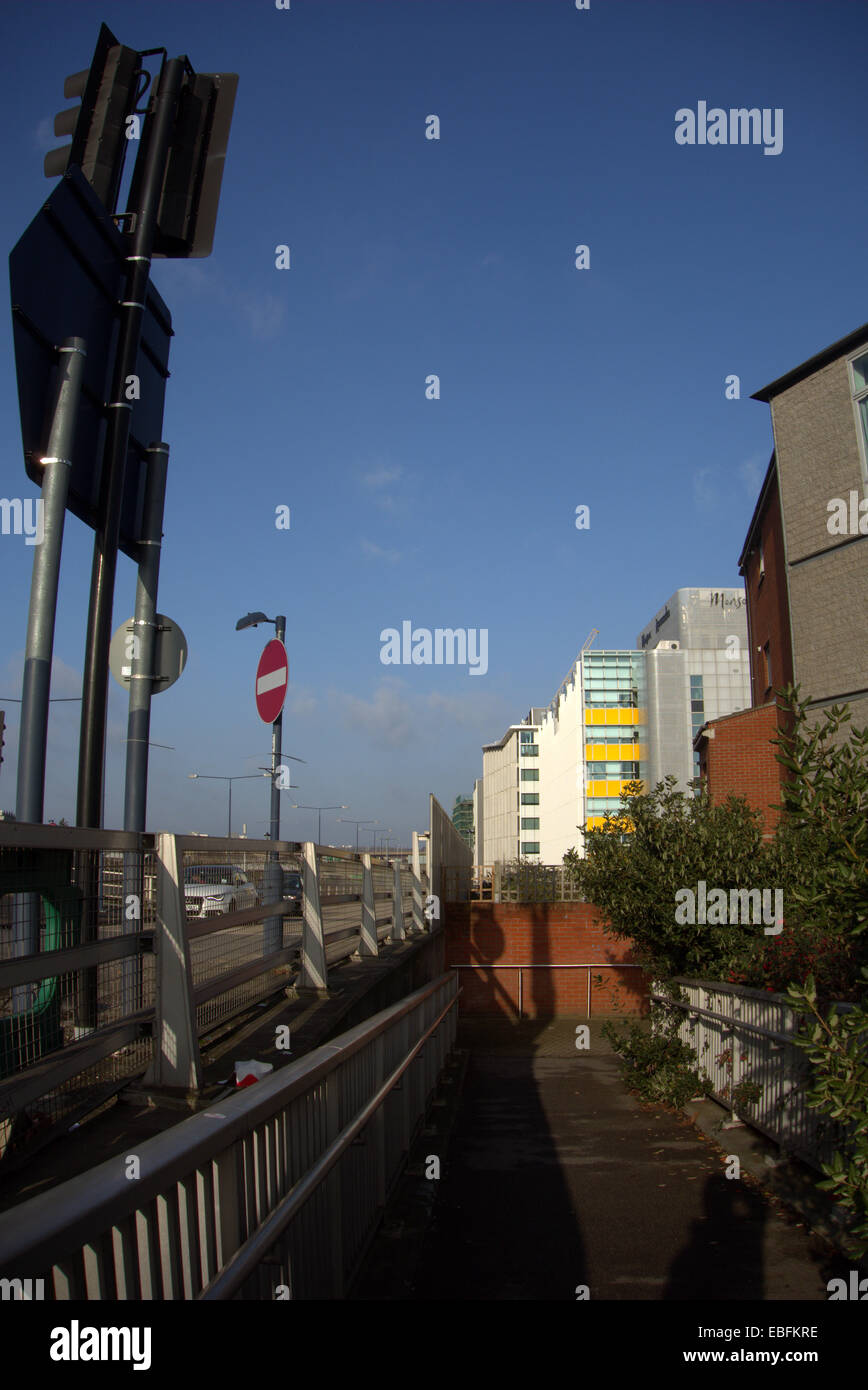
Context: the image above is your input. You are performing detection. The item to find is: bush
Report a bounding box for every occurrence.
[786,974,868,1257]
[603,1000,706,1110]
[565,778,770,982]
[726,924,858,1006]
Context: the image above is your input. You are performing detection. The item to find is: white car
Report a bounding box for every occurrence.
[184,864,259,919]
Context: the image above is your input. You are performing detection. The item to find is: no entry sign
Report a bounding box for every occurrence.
[255,639,288,723]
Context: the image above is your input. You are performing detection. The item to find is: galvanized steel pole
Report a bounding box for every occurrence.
[123,442,169,832]
[76,56,185,828]
[14,337,86,1007]
[16,338,87,827]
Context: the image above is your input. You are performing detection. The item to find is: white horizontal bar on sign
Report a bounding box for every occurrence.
[257,666,287,695]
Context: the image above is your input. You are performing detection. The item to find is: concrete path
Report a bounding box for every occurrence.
[357,1017,850,1301]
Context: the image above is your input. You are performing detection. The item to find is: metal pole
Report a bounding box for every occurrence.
[270,617,285,845]
[120,441,167,1013]
[13,337,86,1017]
[228,780,232,839]
[76,57,185,829]
[123,443,169,831]
[16,338,87,826]
[263,616,286,957]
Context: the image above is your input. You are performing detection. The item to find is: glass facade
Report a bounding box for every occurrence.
[582,652,647,830]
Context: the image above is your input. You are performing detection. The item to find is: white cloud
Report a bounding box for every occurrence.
[692,467,718,511]
[150,263,285,342]
[34,117,55,153]
[738,453,767,497]
[334,683,415,749]
[361,539,401,563]
[331,679,511,751]
[362,466,403,489]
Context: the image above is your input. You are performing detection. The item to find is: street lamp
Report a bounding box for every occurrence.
[188,772,268,838]
[337,817,379,851]
[291,803,348,846]
[373,828,392,854]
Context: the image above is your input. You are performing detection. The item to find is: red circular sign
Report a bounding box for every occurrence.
[255,639,288,723]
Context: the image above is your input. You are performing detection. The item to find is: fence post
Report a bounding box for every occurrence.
[298,841,328,991]
[411,831,425,933]
[390,858,406,942]
[493,861,501,904]
[358,853,378,957]
[143,832,202,1092]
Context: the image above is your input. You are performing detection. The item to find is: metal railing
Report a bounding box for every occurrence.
[451,961,645,1017]
[657,977,854,1172]
[0,823,432,1158]
[0,972,459,1299]
[444,864,586,902]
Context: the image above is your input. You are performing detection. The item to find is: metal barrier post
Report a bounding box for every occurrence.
[298,841,327,991]
[411,831,424,932]
[358,853,378,957]
[390,858,405,942]
[143,832,202,1091]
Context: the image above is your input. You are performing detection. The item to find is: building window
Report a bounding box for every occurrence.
[849,350,868,479]
[521,817,540,830]
[519,730,535,743]
[758,540,765,583]
[520,768,539,782]
[519,745,539,757]
[520,842,540,855]
[520,792,539,805]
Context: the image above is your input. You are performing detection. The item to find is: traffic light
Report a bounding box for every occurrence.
[131,69,238,258]
[44,22,141,213]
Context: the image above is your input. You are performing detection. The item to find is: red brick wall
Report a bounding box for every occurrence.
[700,702,787,835]
[743,471,794,706]
[444,902,649,1018]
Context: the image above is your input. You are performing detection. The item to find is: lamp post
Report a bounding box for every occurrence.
[291,803,348,846]
[188,772,267,838]
[337,817,378,851]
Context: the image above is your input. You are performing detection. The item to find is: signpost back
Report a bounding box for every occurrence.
[9,167,171,562]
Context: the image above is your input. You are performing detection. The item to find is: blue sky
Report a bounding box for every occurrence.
[0,0,865,843]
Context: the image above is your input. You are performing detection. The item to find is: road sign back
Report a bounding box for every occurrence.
[9,167,171,562]
[256,639,288,723]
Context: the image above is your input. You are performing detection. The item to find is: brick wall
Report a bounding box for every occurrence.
[742,470,794,706]
[699,702,786,835]
[444,901,648,1017]
[770,347,868,711]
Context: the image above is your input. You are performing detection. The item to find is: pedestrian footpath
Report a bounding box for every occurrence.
[359,1016,850,1301]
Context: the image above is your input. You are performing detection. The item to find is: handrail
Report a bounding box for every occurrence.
[0,972,457,1281]
[200,983,460,1298]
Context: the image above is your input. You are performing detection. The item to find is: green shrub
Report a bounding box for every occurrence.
[603,1004,706,1110]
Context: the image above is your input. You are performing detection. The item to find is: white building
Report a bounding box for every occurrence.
[478,588,751,867]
